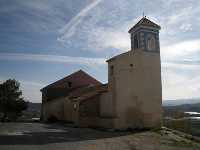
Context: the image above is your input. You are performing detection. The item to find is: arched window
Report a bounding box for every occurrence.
[134,34,139,49]
[147,36,156,50]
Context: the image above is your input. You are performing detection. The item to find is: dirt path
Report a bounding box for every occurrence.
[0,123,199,150]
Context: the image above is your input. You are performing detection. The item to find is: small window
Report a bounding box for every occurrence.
[110,65,114,76]
[68,82,72,88]
[73,103,77,110]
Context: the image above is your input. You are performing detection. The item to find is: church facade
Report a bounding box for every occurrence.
[41,17,162,129]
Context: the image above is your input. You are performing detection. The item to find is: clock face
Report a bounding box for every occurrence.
[147,35,156,51]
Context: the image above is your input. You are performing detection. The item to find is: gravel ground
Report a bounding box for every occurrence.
[0,123,199,150]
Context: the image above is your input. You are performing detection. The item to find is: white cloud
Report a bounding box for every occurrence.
[58,0,103,40]
[157,3,200,36]
[166,7,192,26]
[180,23,192,32]
[87,27,130,52]
[0,53,106,67]
[161,0,182,6]
[161,38,200,99]
[162,68,200,100]
[18,1,52,12]
[20,81,44,102]
[162,62,196,71]
[2,0,200,101]
[161,39,200,60]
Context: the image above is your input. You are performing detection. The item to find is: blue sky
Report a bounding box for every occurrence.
[0,0,200,102]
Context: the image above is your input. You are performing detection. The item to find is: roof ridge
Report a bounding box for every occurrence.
[128,17,161,33]
[41,69,102,91]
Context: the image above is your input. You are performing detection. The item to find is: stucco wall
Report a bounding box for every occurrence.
[63,99,73,122]
[99,92,114,118]
[108,50,162,129]
[78,96,99,127]
[79,97,100,117]
[42,97,65,121]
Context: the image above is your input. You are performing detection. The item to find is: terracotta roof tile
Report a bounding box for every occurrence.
[41,70,101,91]
[129,17,161,33]
[69,84,108,102]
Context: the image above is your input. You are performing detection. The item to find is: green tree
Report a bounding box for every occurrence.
[0,79,28,121]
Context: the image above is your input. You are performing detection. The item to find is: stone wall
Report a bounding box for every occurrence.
[99,92,114,118]
[42,97,65,121]
[108,50,162,129]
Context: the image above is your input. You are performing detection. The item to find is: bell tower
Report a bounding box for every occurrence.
[129,17,161,52]
[107,17,162,129]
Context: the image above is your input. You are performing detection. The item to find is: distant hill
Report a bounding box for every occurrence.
[27,100,200,114]
[22,102,41,119]
[27,100,200,115]
[27,102,41,112]
[163,102,200,137]
[163,103,200,116]
[163,99,200,106]
[26,100,200,120]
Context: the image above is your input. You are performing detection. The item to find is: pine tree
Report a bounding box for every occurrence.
[0,79,28,121]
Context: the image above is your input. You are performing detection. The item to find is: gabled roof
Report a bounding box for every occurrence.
[106,51,130,62]
[128,17,161,33]
[69,84,108,103]
[41,70,101,92]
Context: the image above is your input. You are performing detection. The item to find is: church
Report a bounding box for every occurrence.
[40,17,162,129]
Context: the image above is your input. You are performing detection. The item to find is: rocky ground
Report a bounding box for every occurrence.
[0,123,199,150]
